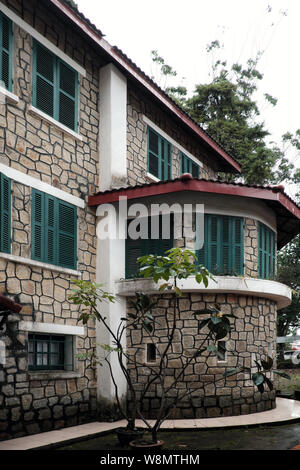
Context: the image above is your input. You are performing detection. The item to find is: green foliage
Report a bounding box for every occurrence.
[276,234,300,337]
[127,292,158,334]
[69,279,115,324]
[151,42,300,187]
[195,303,236,342]
[138,247,214,296]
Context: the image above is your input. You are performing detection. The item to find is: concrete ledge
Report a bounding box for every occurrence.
[115,276,292,310]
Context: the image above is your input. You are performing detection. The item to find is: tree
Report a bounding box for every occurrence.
[277,234,300,340]
[151,41,300,186]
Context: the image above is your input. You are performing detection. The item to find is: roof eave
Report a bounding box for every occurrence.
[48,0,241,174]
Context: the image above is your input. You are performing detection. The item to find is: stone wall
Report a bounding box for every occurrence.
[0,306,96,440]
[0,0,100,440]
[127,86,218,186]
[127,293,277,419]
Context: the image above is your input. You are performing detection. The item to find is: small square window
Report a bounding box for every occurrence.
[146,343,157,363]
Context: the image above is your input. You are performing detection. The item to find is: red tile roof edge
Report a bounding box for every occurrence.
[89,174,300,213]
[49,0,241,174]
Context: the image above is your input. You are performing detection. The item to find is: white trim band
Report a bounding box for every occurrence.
[19,321,85,336]
[0,163,85,209]
[115,276,292,310]
[28,105,83,142]
[0,252,81,277]
[0,2,86,77]
[0,86,19,104]
[143,115,203,168]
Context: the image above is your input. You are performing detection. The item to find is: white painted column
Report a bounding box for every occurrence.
[96,63,128,410]
[99,63,127,191]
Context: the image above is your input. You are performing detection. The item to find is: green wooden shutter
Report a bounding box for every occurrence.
[148,128,159,178]
[258,223,275,279]
[126,218,144,279]
[0,173,11,253]
[34,41,55,118]
[57,200,77,269]
[0,13,12,91]
[148,214,173,256]
[208,215,218,273]
[45,195,56,265]
[31,189,45,261]
[181,153,200,178]
[58,60,77,131]
[232,217,244,275]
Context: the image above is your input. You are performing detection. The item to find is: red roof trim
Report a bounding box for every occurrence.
[49,0,241,174]
[88,177,300,221]
[0,295,22,313]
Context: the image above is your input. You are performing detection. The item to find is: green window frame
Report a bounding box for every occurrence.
[258,222,276,279]
[0,172,11,253]
[31,189,77,269]
[147,127,172,180]
[180,152,200,178]
[197,214,244,275]
[33,40,78,131]
[126,215,174,278]
[28,334,65,370]
[0,12,13,91]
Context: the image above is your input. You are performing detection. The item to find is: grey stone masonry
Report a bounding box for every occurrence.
[127,293,277,419]
[0,0,103,440]
[127,86,218,186]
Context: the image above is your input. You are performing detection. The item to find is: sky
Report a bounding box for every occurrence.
[75,0,300,197]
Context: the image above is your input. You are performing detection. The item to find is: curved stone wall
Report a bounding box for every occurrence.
[126,292,277,419]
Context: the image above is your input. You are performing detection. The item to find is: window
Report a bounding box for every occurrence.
[180,152,200,178]
[258,222,276,279]
[0,12,12,91]
[126,215,173,278]
[28,334,74,371]
[146,343,157,363]
[0,173,11,253]
[33,40,78,131]
[197,214,244,275]
[31,189,77,269]
[147,127,172,180]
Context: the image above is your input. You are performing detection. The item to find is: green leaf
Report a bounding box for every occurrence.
[261,356,273,371]
[193,309,212,316]
[252,372,265,386]
[207,344,218,353]
[223,368,241,378]
[257,383,265,393]
[174,286,182,296]
[198,318,210,331]
[264,376,273,391]
[159,283,170,291]
[273,370,291,380]
[210,315,222,325]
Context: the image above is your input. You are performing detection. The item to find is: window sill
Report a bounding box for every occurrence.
[146,172,160,183]
[28,370,81,380]
[0,86,19,105]
[0,252,81,277]
[28,105,83,142]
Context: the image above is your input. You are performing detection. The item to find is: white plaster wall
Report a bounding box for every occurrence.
[96,63,128,405]
[99,63,127,192]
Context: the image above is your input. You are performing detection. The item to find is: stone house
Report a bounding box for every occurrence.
[0,0,299,439]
